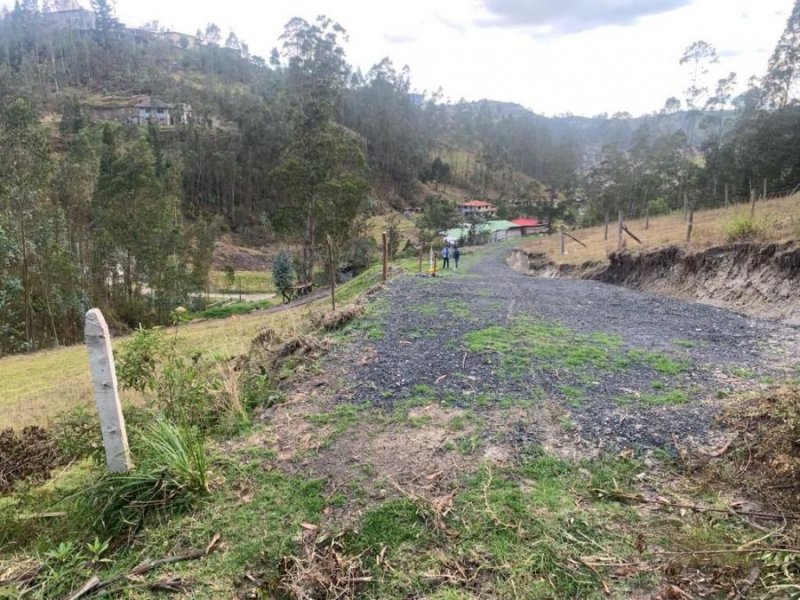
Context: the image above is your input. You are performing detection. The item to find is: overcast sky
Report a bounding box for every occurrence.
[18,0,799,116]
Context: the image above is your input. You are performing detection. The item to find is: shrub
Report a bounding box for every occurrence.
[724,215,767,242]
[78,417,208,539]
[52,406,104,463]
[117,327,171,393]
[117,328,237,432]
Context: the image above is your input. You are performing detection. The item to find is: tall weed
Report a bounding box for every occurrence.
[77,417,209,540]
[723,215,768,242]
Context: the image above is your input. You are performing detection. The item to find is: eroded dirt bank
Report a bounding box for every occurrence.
[510,241,800,324]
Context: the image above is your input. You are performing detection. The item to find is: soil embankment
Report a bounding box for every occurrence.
[510,242,800,324]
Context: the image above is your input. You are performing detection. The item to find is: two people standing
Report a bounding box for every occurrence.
[441,244,460,270]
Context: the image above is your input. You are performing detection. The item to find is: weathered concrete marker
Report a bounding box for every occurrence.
[85,308,132,473]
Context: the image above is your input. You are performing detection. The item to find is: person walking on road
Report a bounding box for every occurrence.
[441,245,450,270]
[452,245,461,269]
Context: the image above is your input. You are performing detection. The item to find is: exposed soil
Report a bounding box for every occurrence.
[212,234,276,271]
[511,241,800,324]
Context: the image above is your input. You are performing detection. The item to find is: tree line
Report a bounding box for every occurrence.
[579,1,800,224]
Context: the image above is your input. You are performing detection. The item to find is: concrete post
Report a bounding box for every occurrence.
[85,309,132,473]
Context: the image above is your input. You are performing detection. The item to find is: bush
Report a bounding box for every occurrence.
[52,406,104,463]
[117,327,170,393]
[117,328,240,432]
[78,417,208,539]
[272,251,297,302]
[724,215,768,242]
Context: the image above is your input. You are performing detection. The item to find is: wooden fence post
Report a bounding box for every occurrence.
[85,309,132,473]
[686,206,694,243]
[418,246,423,275]
[560,229,565,255]
[683,193,689,221]
[644,200,650,230]
[326,235,336,312]
[617,210,624,253]
[382,231,388,283]
[724,183,729,209]
[763,178,767,200]
[604,212,609,241]
[750,189,757,219]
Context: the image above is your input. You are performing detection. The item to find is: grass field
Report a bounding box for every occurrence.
[207,270,274,294]
[366,212,417,245]
[0,266,388,430]
[0,308,313,430]
[524,194,800,265]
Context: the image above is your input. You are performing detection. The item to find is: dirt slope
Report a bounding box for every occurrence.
[511,241,800,325]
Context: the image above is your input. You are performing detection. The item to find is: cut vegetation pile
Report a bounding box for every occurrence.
[0,427,60,493]
[708,386,800,526]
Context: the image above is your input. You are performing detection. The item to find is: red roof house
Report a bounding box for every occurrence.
[511,218,540,227]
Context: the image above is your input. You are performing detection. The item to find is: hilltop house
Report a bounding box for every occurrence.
[90,96,192,126]
[457,200,498,218]
[42,6,96,30]
[134,98,191,126]
[157,31,200,49]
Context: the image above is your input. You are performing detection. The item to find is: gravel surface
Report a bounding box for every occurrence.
[332,245,800,453]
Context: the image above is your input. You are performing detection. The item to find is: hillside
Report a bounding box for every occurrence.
[3,2,800,361]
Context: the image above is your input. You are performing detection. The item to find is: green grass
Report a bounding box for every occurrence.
[730,366,755,379]
[192,298,276,320]
[306,402,369,444]
[559,384,586,407]
[463,318,691,381]
[464,319,622,377]
[0,262,384,430]
[443,299,471,319]
[723,214,768,243]
[337,451,643,598]
[208,270,275,294]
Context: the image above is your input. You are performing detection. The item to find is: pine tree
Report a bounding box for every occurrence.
[90,0,118,33]
[272,252,296,303]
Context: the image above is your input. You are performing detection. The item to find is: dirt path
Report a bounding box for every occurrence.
[323,244,800,457]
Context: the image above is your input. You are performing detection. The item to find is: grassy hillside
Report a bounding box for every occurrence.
[522,194,800,264]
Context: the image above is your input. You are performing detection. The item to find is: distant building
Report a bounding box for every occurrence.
[157,31,199,49]
[511,217,547,236]
[408,93,425,107]
[457,200,498,218]
[42,6,96,30]
[134,98,192,126]
[90,96,192,127]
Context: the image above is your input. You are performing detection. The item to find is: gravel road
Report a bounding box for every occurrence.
[333,244,800,454]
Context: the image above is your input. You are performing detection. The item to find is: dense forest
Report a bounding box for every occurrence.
[2,0,800,354]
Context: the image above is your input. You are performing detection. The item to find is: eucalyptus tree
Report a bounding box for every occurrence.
[763,0,800,108]
[270,16,370,282]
